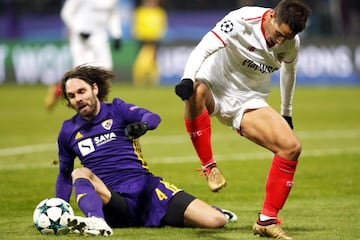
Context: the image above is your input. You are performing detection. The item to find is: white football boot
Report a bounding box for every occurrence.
[221,209,238,222]
[67,216,113,236]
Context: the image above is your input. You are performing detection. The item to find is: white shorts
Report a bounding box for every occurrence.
[207,83,268,130]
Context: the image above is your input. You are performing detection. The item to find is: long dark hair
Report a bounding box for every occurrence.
[60,65,113,105]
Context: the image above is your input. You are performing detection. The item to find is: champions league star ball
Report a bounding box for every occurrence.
[33,198,74,235]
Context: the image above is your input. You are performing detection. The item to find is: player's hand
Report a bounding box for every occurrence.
[175,78,194,100]
[113,38,122,50]
[125,122,148,140]
[282,115,294,129]
[79,32,91,40]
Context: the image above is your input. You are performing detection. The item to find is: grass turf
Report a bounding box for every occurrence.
[0,84,359,239]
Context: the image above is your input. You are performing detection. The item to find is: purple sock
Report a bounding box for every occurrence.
[73,178,104,218]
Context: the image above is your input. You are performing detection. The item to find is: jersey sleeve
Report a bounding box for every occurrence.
[182,9,249,81]
[181,10,244,81]
[280,36,300,116]
[182,31,226,81]
[55,123,75,202]
[283,36,300,63]
[112,98,161,130]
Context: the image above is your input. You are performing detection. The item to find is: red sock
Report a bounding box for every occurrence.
[262,155,298,218]
[185,110,214,167]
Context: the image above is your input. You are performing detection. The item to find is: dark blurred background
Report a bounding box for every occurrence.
[0,0,359,85]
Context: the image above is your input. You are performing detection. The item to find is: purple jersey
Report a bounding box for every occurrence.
[56,98,161,204]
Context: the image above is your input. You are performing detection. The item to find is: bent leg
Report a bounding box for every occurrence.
[71,167,111,218]
[163,191,226,228]
[240,107,301,218]
[184,81,216,167]
[240,106,301,160]
[183,81,226,191]
[183,198,226,228]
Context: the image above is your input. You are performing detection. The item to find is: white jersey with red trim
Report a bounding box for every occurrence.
[182,6,299,117]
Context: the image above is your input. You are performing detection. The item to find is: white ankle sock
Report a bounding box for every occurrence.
[259,214,276,221]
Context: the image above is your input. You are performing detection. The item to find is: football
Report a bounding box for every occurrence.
[33,197,74,235]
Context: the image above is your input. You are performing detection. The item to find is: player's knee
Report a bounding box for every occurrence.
[286,138,302,160]
[71,167,93,179]
[204,212,226,228]
[212,214,227,228]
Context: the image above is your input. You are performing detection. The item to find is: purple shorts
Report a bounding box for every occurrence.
[106,173,194,227]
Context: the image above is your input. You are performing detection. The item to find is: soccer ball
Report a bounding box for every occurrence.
[33,198,74,235]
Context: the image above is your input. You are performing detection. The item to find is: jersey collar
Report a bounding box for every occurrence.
[260,10,275,48]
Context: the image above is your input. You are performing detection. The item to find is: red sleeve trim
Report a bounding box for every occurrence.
[242,16,262,21]
[211,30,226,47]
[260,11,269,39]
[260,10,274,48]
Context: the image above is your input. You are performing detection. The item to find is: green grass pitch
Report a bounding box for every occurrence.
[0,84,359,240]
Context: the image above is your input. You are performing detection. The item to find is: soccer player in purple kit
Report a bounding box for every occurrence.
[55,65,237,236]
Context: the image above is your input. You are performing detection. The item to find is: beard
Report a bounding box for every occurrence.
[75,94,99,120]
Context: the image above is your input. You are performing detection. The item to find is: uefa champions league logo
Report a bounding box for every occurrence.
[220,20,234,33]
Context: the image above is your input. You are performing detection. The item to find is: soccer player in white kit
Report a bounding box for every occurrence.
[175,0,311,239]
[60,0,122,69]
[45,0,122,111]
